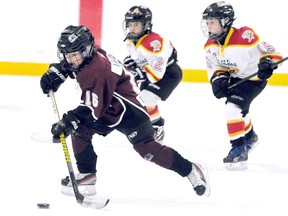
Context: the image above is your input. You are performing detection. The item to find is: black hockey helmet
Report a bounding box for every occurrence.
[57,25,95,77]
[123,5,153,42]
[201,1,235,41]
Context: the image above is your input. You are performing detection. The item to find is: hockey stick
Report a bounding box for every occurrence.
[48,90,109,209]
[228,56,288,89]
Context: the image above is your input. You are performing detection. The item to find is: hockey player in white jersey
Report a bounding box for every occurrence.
[201,1,283,169]
[122,5,183,143]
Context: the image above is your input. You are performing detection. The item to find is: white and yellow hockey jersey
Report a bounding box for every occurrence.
[204,26,283,80]
[125,32,174,83]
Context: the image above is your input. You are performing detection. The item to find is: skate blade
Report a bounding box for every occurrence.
[224,161,247,170]
[81,196,110,209]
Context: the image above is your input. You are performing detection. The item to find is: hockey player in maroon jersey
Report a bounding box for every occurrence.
[201,1,283,170]
[40,25,210,197]
[122,5,183,143]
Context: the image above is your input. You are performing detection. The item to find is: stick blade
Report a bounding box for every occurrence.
[81,196,110,209]
[224,161,248,170]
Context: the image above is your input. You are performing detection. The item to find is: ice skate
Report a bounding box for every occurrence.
[61,173,96,196]
[223,144,248,170]
[187,162,210,196]
[246,131,259,153]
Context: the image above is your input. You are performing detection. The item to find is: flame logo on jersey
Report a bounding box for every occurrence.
[150,40,161,52]
[242,30,255,43]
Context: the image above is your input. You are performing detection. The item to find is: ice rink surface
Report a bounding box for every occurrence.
[1,75,287,215]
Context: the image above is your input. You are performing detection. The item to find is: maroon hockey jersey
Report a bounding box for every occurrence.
[75,48,148,127]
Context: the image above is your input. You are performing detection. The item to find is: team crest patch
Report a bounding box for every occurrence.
[131,8,140,14]
[242,30,255,42]
[150,40,161,52]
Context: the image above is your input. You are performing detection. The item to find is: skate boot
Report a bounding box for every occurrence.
[246,131,259,153]
[223,144,248,170]
[61,173,96,196]
[187,162,210,196]
[152,118,165,143]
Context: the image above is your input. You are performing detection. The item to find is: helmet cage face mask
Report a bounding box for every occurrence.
[123,5,152,41]
[201,18,227,41]
[201,1,235,41]
[57,25,95,76]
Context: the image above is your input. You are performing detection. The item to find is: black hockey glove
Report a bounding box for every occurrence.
[258,57,277,80]
[210,72,231,99]
[40,63,68,94]
[123,55,138,70]
[123,56,146,86]
[51,111,80,142]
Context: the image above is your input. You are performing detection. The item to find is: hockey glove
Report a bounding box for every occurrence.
[258,57,277,80]
[123,55,138,70]
[123,56,146,86]
[210,72,230,99]
[40,63,68,94]
[51,111,80,142]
